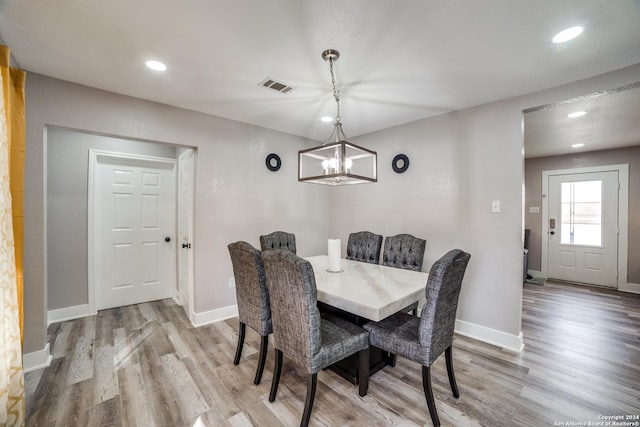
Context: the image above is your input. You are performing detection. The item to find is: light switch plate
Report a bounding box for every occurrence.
[492,200,501,213]
[529,206,540,213]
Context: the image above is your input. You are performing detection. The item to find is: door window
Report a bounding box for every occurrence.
[560,180,602,246]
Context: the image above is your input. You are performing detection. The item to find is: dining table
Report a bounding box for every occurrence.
[305,255,429,384]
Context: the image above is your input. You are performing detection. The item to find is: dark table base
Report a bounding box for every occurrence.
[318,302,393,385]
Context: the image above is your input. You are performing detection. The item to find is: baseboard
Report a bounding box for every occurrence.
[619,282,640,294]
[527,270,543,278]
[455,319,524,353]
[47,304,91,326]
[23,343,52,373]
[192,304,238,327]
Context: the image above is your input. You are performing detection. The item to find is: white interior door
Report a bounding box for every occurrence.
[91,151,176,311]
[177,149,195,321]
[547,171,619,287]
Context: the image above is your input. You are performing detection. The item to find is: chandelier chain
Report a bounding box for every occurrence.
[329,57,341,123]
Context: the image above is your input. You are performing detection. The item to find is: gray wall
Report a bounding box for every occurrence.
[336,64,640,337]
[339,106,524,336]
[24,74,329,353]
[23,63,640,356]
[47,128,178,309]
[525,146,640,283]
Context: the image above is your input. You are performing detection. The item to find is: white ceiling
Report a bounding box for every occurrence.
[1,1,640,156]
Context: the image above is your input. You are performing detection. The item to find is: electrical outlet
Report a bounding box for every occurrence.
[529,206,540,214]
[229,277,235,288]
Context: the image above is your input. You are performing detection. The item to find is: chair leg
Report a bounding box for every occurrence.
[269,349,283,402]
[254,335,269,385]
[358,348,369,397]
[234,322,246,365]
[389,353,397,367]
[445,346,459,398]
[422,366,440,427]
[300,373,317,427]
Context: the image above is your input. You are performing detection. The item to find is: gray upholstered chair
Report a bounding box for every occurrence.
[382,233,426,271]
[383,233,427,315]
[227,241,272,385]
[363,249,471,427]
[346,231,383,264]
[259,231,297,254]
[262,250,370,427]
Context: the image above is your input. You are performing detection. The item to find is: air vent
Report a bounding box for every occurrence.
[259,77,294,94]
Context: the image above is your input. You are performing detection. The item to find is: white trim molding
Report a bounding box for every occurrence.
[620,282,640,294]
[455,319,525,353]
[47,304,91,326]
[23,343,52,373]
[527,269,543,278]
[192,304,238,328]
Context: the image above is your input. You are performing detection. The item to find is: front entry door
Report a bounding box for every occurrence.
[547,171,619,287]
[91,151,176,310]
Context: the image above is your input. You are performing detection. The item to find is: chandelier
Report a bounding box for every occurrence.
[298,49,377,185]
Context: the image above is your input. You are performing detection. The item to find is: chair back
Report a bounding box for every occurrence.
[346,231,383,264]
[260,231,297,254]
[262,250,320,371]
[382,234,426,271]
[418,249,471,364]
[228,241,272,335]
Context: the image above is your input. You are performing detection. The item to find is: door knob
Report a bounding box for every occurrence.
[165,237,171,242]
[550,231,555,235]
[182,243,191,249]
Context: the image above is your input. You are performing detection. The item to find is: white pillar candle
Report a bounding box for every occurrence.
[328,238,341,272]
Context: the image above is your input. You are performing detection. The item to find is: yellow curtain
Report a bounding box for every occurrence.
[0,44,26,426]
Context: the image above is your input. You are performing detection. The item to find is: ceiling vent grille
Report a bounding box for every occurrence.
[259,77,294,94]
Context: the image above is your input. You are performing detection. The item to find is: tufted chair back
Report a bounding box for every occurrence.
[228,241,272,335]
[382,234,426,272]
[262,250,320,371]
[346,231,383,264]
[418,249,471,364]
[259,231,296,254]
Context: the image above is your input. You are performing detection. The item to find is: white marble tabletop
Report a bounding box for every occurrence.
[305,255,429,322]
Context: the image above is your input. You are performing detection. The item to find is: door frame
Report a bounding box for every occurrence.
[541,164,629,290]
[177,148,195,322]
[87,149,178,314]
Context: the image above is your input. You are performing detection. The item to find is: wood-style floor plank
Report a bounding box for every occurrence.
[25,281,640,426]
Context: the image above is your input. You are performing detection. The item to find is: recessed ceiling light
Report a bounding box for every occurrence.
[568,111,587,118]
[572,143,585,148]
[145,60,167,71]
[321,116,333,123]
[552,26,584,43]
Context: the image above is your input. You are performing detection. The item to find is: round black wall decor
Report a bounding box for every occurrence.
[392,154,409,173]
[265,153,282,172]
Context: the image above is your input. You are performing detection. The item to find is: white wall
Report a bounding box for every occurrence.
[24,74,329,354]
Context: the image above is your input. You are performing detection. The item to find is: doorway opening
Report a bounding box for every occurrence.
[45,127,195,324]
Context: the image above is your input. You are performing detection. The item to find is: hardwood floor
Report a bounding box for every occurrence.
[25,281,640,426]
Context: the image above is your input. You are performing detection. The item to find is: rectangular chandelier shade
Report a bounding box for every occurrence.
[298,141,377,185]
